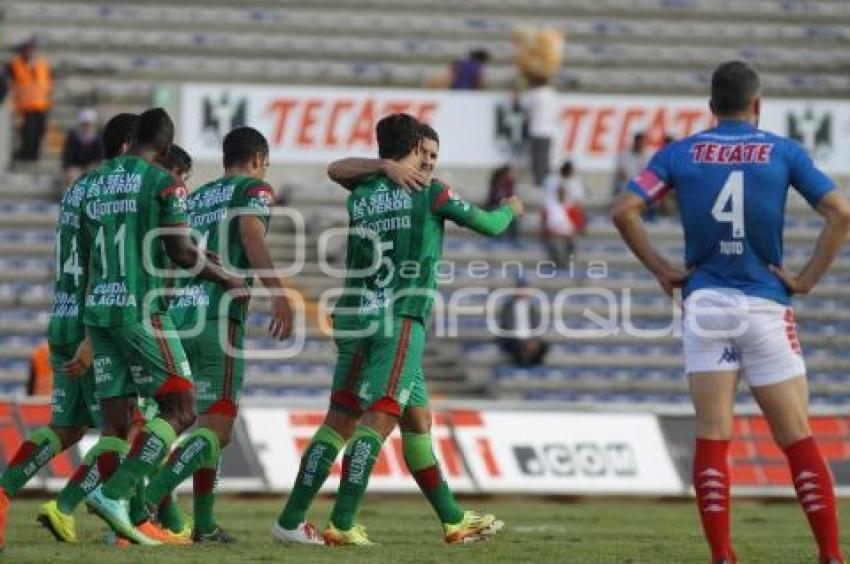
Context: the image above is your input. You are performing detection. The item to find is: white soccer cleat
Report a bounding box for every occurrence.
[271,521,325,546]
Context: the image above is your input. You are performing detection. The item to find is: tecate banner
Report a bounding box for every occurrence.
[180,84,850,174]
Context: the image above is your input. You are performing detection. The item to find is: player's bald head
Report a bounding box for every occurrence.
[710,61,761,117]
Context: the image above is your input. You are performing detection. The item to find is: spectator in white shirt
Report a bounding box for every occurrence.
[521,77,558,186]
[612,132,647,198]
[541,160,586,268]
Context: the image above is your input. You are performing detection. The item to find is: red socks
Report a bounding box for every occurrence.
[784,436,841,562]
[693,438,734,562]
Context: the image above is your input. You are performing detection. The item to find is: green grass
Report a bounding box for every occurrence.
[3,495,848,563]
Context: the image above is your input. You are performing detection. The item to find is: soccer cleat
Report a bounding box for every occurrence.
[104,531,132,548]
[169,519,193,542]
[37,500,78,543]
[136,520,192,544]
[715,553,737,564]
[271,521,325,546]
[323,523,375,546]
[443,511,504,545]
[0,487,9,550]
[192,526,236,544]
[85,485,160,546]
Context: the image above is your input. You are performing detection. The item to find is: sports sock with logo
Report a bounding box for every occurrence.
[783,436,841,561]
[278,424,346,530]
[329,425,384,531]
[145,428,220,507]
[0,427,62,496]
[103,417,177,500]
[402,432,464,525]
[693,438,733,561]
[56,436,127,514]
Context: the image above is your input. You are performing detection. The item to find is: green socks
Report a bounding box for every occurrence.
[193,455,220,534]
[102,417,177,500]
[402,432,464,525]
[0,426,62,496]
[145,427,220,507]
[329,425,384,531]
[277,425,346,529]
[56,436,128,514]
[129,481,149,526]
[157,493,185,534]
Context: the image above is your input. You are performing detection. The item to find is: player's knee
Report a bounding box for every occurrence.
[695,413,733,440]
[325,408,360,440]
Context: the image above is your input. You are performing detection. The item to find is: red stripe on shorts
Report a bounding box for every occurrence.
[387,318,412,399]
[223,320,235,401]
[151,313,177,375]
[784,308,802,355]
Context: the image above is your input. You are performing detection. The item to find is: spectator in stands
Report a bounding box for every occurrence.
[61,108,103,187]
[27,340,52,397]
[449,49,490,90]
[486,164,520,242]
[612,132,647,198]
[541,160,586,268]
[497,278,548,367]
[521,77,557,187]
[8,38,52,162]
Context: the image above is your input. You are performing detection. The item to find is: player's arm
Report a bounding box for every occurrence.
[62,336,92,377]
[771,143,850,294]
[432,183,523,237]
[240,215,292,340]
[162,226,244,292]
[327,158,428,191]
[611,167,690,297]
[772,190,850,294]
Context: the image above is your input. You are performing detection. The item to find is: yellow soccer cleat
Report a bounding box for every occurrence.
[37,500,78,543]
[443,511,504,545]
[322,523,375,546]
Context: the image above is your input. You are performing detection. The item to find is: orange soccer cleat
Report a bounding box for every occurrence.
[136,520,192,545]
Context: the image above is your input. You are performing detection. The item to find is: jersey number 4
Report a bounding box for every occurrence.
[56,234,84,286]
[711,170,745,238]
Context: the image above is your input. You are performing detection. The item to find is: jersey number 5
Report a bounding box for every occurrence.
[711,170,745,238]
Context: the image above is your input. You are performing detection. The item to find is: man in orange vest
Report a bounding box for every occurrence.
[8,38,52,161]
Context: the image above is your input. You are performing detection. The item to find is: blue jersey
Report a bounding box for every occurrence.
[627,120,834,305]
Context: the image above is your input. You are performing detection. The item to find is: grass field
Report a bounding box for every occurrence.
[3,495,848,563]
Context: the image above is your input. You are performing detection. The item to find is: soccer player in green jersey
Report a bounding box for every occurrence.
[143,126,293,543]
[272,113,522,546]
[78,108,245,545]
[0,113,138,549]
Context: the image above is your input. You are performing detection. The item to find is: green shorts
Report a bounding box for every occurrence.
[48,341,101,429]
[88,312,193,400]
[181,318,244,417]
[330,315,428,417]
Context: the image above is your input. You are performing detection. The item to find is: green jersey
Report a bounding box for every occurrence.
[47,172,92,345]
[82,155,189,327]
[334,176,515,322]
[169,175,273,326]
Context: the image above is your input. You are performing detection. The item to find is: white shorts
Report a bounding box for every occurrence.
[683,289,806,387]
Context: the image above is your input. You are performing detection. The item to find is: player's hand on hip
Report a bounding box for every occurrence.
[382,160,428,192]
[269,294,293,340]
[502,196,525,217]
[62,339,93,377]
[769,264,811,295]
[655,265,694,298]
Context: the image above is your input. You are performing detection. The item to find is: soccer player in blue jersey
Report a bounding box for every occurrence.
[613,61,850,564]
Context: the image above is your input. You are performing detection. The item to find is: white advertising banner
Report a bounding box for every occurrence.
[180,84,850,175]
[452,412,682,494]
[240,407,476,493]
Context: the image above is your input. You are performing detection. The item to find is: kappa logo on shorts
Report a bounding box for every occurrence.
[718,346,739,365]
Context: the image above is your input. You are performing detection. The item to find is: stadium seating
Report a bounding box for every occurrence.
[1,1,850,405]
